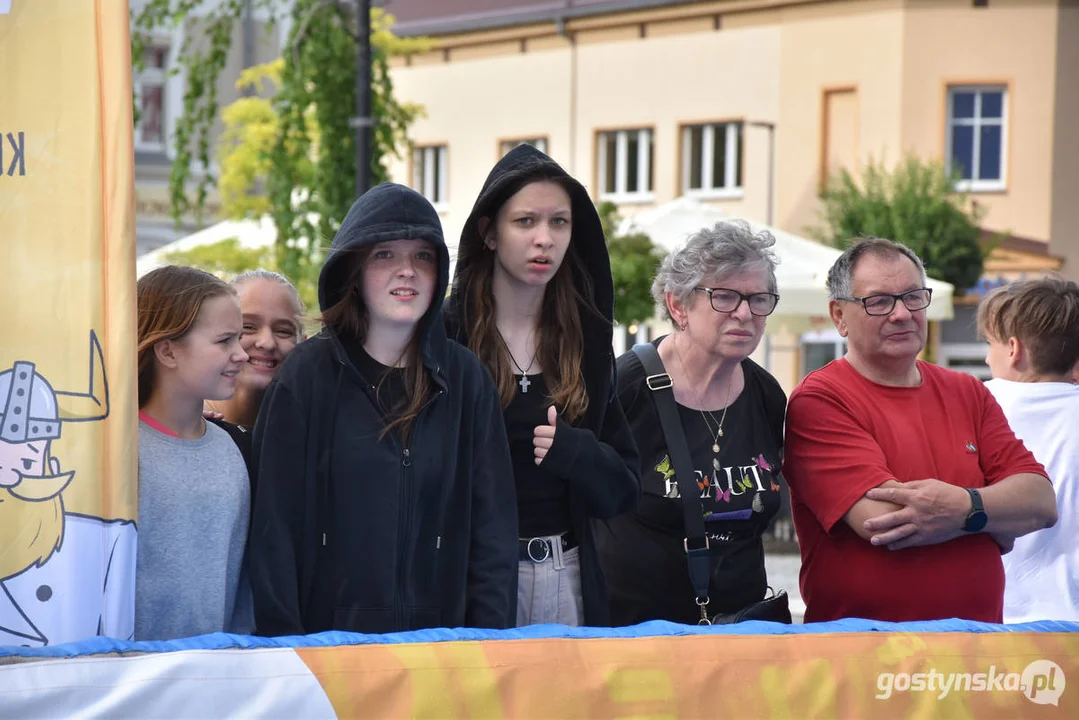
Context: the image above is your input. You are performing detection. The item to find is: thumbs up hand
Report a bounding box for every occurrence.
[533,406,558,466]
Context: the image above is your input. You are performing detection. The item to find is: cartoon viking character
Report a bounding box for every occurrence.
[0,332,136,647]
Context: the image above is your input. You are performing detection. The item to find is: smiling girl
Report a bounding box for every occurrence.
[136,265,255,641]
[206,270,305,430]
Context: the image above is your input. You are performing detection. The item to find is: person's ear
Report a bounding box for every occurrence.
[830,300,848,338]
[1007,336,1024,370]
[153,340,180,370]
[667,292,690,332]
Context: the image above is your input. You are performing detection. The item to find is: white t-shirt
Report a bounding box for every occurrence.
[986,378,1079,623]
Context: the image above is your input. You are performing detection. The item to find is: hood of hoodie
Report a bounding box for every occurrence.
[449,144,614,340]
[319,182,450,316]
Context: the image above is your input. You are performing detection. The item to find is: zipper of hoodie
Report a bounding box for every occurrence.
[395,381,444,631]
[395,442,411,631]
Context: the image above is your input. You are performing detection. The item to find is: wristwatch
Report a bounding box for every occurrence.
[963,488,989,533]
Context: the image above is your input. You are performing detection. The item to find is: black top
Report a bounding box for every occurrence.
[345,339,407,423]
[595,338,787,625]
[503,374,571,537]
[443,143,642,625]
[250,182,518,637]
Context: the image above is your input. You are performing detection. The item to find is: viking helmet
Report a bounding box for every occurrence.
[0,331,109,444]
[0,363,61,443]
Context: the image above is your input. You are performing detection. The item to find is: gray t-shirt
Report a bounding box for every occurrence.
[136,420,254,641]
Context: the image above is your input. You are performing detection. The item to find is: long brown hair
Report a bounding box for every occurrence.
[319,247,433,444]
[137,266,237,408]
[458,178,597,422]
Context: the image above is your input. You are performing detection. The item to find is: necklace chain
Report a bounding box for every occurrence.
[508,350,535,375]
[675,338,735,455]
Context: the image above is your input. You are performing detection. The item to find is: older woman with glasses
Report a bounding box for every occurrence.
[595,221,789,625]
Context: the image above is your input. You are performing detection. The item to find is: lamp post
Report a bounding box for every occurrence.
[748,120,776,227]
[351,0,373,198]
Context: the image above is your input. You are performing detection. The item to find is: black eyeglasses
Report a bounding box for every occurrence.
[694,287,780,316]
[836,287,933,316]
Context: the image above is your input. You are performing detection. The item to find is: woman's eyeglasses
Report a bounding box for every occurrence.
[693,287,780,316]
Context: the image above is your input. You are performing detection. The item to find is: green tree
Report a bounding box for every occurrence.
[132,2,428,300]
[811,154,987,295]
[597,202,667,327]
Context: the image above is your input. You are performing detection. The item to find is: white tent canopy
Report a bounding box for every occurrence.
[136,217,279,278]
[617,197,954,323]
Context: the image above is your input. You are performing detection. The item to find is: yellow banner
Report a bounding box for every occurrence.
[0,0,137,646]
[296,631,1078,718]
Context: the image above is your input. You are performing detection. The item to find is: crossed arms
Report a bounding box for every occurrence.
[786,378,1057,554]
[845,475,1057,552]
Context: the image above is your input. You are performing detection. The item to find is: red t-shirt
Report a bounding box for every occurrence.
[784,359,1047,623]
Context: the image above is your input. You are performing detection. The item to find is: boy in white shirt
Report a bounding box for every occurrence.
[979,276,1079,623]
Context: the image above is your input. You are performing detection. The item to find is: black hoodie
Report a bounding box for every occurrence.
[444,145,641,626]
[250,183,518,636]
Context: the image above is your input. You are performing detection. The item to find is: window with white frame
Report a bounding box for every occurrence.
[682,122,743,195]
[946,86,1007,191]
[597,128,654,202]
[500,138,548,156]
[412,145,448,206]
[801,329,847,375]
[135,43,169,153]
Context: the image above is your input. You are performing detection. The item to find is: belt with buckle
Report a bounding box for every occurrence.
[519,532,577,563]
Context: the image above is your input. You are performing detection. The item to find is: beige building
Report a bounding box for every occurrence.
[384,0,1076,391]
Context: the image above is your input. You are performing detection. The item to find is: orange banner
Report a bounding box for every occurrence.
[297,631,1078,718]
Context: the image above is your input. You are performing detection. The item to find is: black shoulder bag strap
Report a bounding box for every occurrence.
[632,343,713,625]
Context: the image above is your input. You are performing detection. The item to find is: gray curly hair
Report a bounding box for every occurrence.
[651,220,779,323]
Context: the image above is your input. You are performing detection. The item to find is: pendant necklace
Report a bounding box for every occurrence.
[507,335,537,394]
[676,339,735,458]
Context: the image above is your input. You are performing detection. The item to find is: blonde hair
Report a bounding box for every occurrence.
[232,269,306,336]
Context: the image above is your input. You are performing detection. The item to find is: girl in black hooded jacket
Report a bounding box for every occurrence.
[250,183,518,636]
[445,145,641,627]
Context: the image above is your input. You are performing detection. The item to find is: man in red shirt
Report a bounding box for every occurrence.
[784,238,1056,623]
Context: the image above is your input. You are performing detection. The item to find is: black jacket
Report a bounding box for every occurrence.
[444,144,641,626]
[250,183,518,636]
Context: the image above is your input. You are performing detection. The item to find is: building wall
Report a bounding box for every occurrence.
[900,0,1061,242]
[387,41,575,249]
[1050,0,1079,271]
[768,0,907,236]
[390,18,783,249]
[385,0,1076,392]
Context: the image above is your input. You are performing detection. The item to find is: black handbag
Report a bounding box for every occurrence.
[632,343,792,626]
